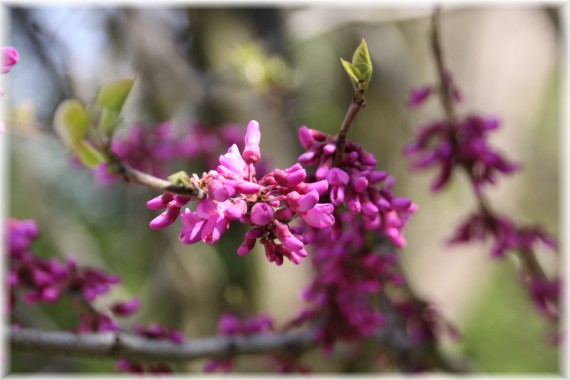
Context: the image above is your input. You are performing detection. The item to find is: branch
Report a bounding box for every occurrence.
[10,327,315,362]
[431,7,457,126]
[10,324,468,372]
[430,7,558,318]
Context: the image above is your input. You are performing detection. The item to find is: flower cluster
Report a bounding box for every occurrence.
[404,115,520,194]
[298,125,416,248]
[96,121,262,184]
[117,323,185,374]
[449,211,558,258]
[449,211,560,321]
[7,218,138,331]
[406,75,560,328]
[277,126,425,355]
[1,46,19,133]
[7,218,188,372]
[147,120,335,265]
[204,313,273,372]
[289,213,402,352]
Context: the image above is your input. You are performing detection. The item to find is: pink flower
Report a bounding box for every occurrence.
[2,46,18,74]
[243,120,261,164]
[250,203,274,226]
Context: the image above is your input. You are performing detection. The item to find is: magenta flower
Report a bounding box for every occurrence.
[289,212,401,352]
[297,125,416,247]
[242,120,261,164]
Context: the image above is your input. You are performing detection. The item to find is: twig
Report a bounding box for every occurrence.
[115,162,206,199]
[334,97,366,166]
[431,7,457,126]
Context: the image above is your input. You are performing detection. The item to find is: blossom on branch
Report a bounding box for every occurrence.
[404,115,520,193]
[147,120,335,265]
[297,125,416,248]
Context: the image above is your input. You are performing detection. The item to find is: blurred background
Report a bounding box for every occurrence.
[3,5,561,374]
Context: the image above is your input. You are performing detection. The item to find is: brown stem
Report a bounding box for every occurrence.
[333,98,365,166]
[431,7,457,126]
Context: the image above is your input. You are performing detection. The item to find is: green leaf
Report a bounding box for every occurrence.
[352,39,372,87]
[167,171,191,187]
[340,58,360,88]
[95,77,135,112]
[54,100,90,150]
[99,108,120,136]
[76,140,105,168]
[340,39,373,96]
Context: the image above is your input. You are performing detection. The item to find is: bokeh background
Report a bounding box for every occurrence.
[3,5,561,373]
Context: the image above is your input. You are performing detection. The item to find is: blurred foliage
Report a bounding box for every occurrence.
[461,262,559,373]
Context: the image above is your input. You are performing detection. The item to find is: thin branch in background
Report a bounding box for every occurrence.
[430,7,559,319]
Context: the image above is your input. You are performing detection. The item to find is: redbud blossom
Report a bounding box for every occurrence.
[148,121,334,265]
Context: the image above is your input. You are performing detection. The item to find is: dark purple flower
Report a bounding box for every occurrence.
[406,86,433,108]
[204,313,274,373]
[7,218,40,257]
[449,211,558,259]
[77,312,119,333]
[111,298,140,317]
[405,115,520,193]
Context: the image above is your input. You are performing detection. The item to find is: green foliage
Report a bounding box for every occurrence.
[76,140,105,168]
[461,263,559,373]
[340,39,373,97]
[95,77,135,113]
[340,58,360,88]
[53,77,136,168]
[95,77,135,137]
[54,100,90,151]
